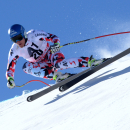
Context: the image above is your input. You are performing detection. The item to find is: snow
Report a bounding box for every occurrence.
[0,57,130,130]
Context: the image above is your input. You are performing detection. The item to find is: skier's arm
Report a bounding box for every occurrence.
[45,33,60,45]
[6,55,19,79]
[32,30,60,54]
[45,33,60,54]
[32,30,60,45]
[6,47,19,89]
[6,47,19,80]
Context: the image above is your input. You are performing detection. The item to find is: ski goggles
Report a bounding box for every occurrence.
[11,34,24,43]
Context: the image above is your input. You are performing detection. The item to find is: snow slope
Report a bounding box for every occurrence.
[0,56,130,130]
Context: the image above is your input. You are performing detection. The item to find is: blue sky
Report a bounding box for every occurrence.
[1,0,130,101]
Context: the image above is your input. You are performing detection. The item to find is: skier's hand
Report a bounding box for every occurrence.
[7,77,15,89]
[50,43,60,54]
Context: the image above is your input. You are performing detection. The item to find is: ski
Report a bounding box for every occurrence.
[59,58,110,92]
[27,48,130,102]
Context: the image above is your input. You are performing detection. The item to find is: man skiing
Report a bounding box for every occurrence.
[6,24,105,89]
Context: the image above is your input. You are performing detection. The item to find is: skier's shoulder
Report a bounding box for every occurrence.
[27,29,48,42]
[26,29,35,39]
[27,29,48,38]
[8,43,19,57]
[10,43,19,52]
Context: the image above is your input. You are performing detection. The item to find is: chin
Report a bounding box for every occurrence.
[19,45,24,48]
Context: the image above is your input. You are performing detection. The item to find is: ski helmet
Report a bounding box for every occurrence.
[8,24,27,42]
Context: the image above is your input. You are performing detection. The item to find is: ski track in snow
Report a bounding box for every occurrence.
[0,57,130,130]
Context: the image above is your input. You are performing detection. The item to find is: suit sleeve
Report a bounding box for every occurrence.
[45,33,60,45]
[31,30,60,45]
[6,47,19,80]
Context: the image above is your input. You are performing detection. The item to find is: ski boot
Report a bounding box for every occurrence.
[88,55,110,67]
[53,72,75,83]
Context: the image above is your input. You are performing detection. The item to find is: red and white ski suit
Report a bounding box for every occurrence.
[6,30,89,80]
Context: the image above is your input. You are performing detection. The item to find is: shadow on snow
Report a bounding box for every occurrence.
[45,66,130,105]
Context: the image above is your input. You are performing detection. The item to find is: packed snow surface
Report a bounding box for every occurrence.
[0,57,130,130]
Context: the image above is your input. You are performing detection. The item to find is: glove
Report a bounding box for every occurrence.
[7,77,15,89]
[50,43,60,54]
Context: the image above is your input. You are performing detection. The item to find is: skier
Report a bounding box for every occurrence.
[6,24,105,89]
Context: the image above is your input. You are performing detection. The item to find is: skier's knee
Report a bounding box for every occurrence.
[22,62,28,73]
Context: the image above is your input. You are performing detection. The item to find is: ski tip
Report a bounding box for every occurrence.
[59,85,65,92]
[27,96,32,102]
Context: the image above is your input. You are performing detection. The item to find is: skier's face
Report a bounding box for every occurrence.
[16,38,25,48]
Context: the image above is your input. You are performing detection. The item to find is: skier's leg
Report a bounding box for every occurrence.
[54,55,106,69]
[22,61,53,80]
[51,52,90,82]
[51,54,106,82]
[50,51,65,68]
[54,56,90,70]
[52,56,88,83]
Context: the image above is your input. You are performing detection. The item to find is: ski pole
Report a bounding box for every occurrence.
[60,31,130,48]
[15,80,51,88]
